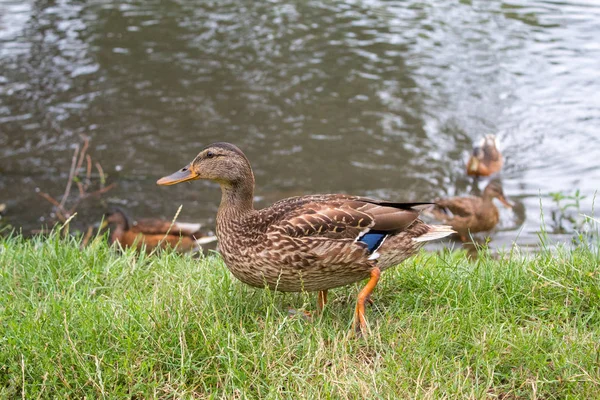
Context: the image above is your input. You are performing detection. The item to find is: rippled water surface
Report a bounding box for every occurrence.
[1,0,599,247]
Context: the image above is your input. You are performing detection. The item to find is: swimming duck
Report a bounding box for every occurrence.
[157,142,453,335]
[466,134,503,177]
[101,208,216,253]
[428,180,512,242]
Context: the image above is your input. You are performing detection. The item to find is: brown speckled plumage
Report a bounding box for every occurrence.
[428,180,511,241]
[103,208,216,254]
[157,142,454,334]
[466,134,503,177]
[215,194,444,292]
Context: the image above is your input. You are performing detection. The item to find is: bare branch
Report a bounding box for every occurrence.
[59,145,79,209]
[95,162,106,189]
[37,138,115,230]
[85,154,92,188]
[77,181,85,197]
[65,182,117,217]
[38,191,61,209]
[85,182,116,198]
[37,192,67,222]
[75,136,89,174]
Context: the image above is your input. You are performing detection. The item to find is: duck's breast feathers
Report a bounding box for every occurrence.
[264,194,426,241]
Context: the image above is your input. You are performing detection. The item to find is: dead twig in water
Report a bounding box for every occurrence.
[64,183,117,217]
[37,136,116,227]
[37,192,68,222]
[59,144,79,210]
[95,162,106,189]
[75,138,89,174]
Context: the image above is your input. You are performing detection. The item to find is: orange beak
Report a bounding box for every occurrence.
[157,164,199,186]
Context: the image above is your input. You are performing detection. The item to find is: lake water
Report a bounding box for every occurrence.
[1,0,599,249]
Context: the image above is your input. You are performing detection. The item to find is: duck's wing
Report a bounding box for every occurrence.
[433,197,479,219]
[173,222,203,235]
[265,194,424,241]
[133,219,202,236]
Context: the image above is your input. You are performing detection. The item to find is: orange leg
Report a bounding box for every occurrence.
[317,290,328,313]
[288,290,328,320]
[352,267,381,336]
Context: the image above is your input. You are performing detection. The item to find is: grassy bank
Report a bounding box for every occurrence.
[1,232,600,399]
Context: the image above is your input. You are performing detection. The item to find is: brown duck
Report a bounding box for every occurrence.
[466,134,503,177]
[428,180,512,242]
[157,142,454,335]
[101,208,216,253]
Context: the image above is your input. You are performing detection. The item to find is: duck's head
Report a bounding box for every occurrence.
[483,180,512,208]
[482,134,500,156]
[157,142,254,188]
[467,134,502,175]
[100,208,130,231]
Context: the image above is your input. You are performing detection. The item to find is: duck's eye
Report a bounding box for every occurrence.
[206,151,215,159]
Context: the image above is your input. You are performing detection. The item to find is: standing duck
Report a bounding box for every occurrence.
[157,142,453,335]
[101,208,216,253]
[466,134,503,177]
[428,180,512,242]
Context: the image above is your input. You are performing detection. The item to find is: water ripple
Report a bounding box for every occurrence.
[0,0,598,246]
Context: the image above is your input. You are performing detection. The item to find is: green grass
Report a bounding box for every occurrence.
[1,232,600,399]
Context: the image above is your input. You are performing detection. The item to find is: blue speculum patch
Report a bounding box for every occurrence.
[359,231,388,253]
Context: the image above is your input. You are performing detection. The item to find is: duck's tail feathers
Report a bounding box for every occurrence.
[412,225,455,243]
